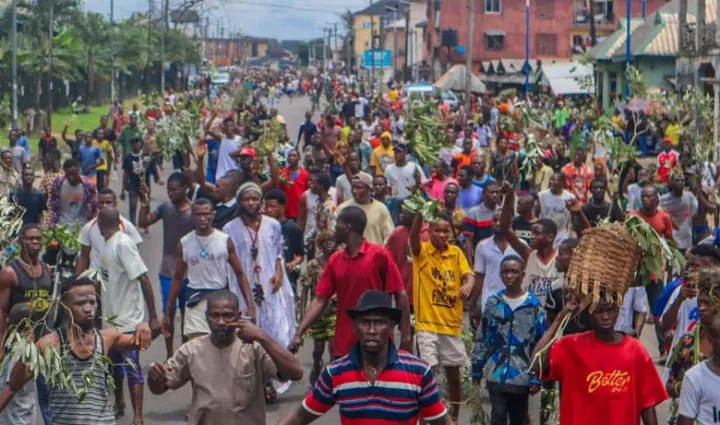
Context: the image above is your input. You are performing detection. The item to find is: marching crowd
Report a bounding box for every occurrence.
[0,67,718,425]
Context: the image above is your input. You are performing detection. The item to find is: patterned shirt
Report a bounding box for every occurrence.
[302,342,447,425]
[48,175,99,227]
[561,162,594,204]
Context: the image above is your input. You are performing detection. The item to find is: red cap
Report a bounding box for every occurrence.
[239,147,256,158]
[663,137,672,144]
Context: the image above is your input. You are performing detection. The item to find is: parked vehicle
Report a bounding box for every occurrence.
[401,83,459,109]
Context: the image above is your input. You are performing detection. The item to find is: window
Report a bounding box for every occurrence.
[535,33,557,56]
[535,0,555,19]
[485,34,504,50]
[485,0,501,14]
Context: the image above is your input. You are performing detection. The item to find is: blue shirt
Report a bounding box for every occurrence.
[458,185,483,211]
[205,139,220,184]
[78,145,103,177]
[17,137,30,158]
[472,174,494,190]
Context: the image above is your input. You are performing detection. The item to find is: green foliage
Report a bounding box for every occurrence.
[404,101,448,166]
[401,191,440,223]
[623,215,686,284]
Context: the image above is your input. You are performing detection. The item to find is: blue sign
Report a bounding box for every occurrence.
[363,50,392,69]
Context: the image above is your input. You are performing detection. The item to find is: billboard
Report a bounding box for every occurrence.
[363,50,392,69]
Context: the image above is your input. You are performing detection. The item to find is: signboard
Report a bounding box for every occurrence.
[363,50,392,69]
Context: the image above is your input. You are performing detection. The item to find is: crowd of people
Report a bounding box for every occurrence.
[0,66,718,425]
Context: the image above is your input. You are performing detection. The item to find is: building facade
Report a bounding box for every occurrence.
[425,0,667,78]
[207,37,269,66]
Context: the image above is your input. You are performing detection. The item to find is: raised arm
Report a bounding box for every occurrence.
[409,213,423,257]
[499,182,530,261]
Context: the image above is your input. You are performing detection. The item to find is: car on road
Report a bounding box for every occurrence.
[401,83,458,109]
[212,72,231,87]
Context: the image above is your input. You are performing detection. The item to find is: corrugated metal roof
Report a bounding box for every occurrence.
[642,16,678,56]
[589,18,644,60]
[540,62,594,95]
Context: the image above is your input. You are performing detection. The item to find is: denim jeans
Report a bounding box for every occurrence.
[127,190,140,226]
[487,382,529,425]
[36,375,51,425]
[646,279,666,354]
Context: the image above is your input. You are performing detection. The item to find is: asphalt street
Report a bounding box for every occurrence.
[36,95,669,425]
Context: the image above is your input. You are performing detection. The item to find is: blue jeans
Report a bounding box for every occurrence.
[37,375,50,425]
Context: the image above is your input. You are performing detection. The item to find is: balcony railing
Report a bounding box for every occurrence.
[573,12,617,31]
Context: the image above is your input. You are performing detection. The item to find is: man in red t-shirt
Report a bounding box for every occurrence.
[534,294,669,425]
[289,205,411,358]
[273,149,308,220]
[657,137,679,184]
[629,184,674,358]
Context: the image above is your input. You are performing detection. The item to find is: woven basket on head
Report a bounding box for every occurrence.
[566,222,641,312]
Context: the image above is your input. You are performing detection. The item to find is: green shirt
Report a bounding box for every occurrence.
[117,125,143,156]
[553,108,569,129]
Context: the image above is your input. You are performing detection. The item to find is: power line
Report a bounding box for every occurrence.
[224,0,345,14]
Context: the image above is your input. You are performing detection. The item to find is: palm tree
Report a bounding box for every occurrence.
[76,13,110,108]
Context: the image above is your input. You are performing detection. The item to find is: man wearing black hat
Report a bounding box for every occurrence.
[278,290,453,425]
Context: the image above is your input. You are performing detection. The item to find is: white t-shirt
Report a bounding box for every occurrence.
[100,231,149,333]
[474,236,522,309]
[181,230,230,290]
[78,216,142,270]
[522,249,563,307]
[503,292,529,311]
[537,189,576,248]
[216,136,242,179]
[678,361,720,423]
[384,162,424,200]
[614,287,648,332]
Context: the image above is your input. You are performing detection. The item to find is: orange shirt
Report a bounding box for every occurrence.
[451,150,477,176]
[561,162,594,204]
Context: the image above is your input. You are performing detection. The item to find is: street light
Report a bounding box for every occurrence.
[524,0,530,95]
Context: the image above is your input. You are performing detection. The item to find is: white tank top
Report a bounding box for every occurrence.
[305,187,339,239]
[521,249,564,308]
[538,189,574,248]
[181,230,230,290]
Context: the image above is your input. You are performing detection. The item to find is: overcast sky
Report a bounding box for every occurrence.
[85,0,371,40]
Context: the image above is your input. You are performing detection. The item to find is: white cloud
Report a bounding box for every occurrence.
[86,0,371,40]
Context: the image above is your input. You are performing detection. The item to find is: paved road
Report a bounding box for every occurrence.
[38,95,670,425]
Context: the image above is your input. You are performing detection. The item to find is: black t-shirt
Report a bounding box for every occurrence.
[546,288,592,335]
[574,201,624,235]
[38,137,58,157]
[63,138,82,161]
[213,201,240,230]
[281,219,305,282]
[187,185,217,203]
[11,188,46,225]
[512,216,534,246]
[122,153,148,191]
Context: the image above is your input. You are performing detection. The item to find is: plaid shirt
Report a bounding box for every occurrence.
[48,175,98,227]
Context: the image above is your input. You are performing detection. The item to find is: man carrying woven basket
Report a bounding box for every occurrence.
[531,286,669,424]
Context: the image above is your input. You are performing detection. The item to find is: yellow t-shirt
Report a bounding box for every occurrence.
[665,123,681,146]
[340,126,352,142]
[412,241,473,336]
[369,144,395,176]
[389,90,399,102]
[92,139,112,171]
[534,165,554,192]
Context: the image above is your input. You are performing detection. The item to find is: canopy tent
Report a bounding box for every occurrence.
[433,64,487,94]
[539,62,594,96]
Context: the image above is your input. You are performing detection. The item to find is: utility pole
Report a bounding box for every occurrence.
[160,0,168,93]
[524,0,530,94]
[11,0,17,128]
[334,23,338,63]
[110,0,115,103]
[391,8,398,81]
[464,0,474,112]
[404,2,410,82]
[47,0,54,128]
[370,0,375,92]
